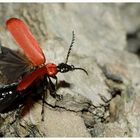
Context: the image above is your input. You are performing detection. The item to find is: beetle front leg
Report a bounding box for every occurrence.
[47,76,63,101]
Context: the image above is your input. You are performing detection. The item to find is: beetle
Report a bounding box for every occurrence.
[0,18,88,120]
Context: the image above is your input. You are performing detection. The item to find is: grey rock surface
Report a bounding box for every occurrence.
[0,3,140,137]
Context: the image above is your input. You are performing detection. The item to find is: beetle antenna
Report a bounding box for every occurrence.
[73,67,88,75]
[65,31,75,64]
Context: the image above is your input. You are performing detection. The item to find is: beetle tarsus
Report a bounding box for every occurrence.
[41,92,45,121]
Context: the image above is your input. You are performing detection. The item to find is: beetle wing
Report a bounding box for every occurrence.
[6,18,46,66]
[0,45,33,82]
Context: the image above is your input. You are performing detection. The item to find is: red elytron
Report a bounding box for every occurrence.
[6,18,88,92]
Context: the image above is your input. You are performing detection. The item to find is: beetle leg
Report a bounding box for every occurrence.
[52,76,58,90]
[41,91,45,121]
[47,76,63,100]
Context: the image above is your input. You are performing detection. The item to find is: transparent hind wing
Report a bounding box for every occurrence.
[0,45,33,83]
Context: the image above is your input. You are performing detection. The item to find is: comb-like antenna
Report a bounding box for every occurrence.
[65,31,75,64]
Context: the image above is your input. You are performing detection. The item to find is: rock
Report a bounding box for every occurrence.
[119,4,140,33]
[0,3,140,137]
[24,103,91,137]
[119,4,140,56]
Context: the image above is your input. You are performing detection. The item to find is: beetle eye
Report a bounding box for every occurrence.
[61,69,63,72]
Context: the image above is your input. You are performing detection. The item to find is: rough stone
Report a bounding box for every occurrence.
[0,3,140,137]
[24,103,91,137]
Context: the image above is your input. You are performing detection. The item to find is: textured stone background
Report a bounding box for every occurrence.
[0,3,140,137]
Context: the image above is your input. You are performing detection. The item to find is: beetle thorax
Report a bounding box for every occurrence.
[45,63,58,77]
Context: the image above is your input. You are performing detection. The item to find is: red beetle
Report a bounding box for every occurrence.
[0,18,88,119]
[6,18,87,90]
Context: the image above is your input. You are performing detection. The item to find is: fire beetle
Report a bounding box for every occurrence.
[0,18,88,119]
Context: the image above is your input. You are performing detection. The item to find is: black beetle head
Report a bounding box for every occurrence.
[57,63,88,75]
